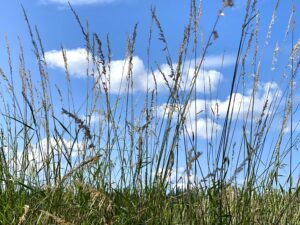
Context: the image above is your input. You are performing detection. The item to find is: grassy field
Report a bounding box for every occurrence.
[1,0,300,224]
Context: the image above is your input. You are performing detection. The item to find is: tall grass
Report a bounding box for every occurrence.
[0,0,300,224]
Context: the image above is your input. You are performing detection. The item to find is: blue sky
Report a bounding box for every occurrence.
[0,0,300,187]
[1,0,294,123]
[1,0,297,89]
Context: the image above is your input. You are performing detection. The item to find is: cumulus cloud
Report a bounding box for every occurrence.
[186,118,222,139]
[45,48,91,77]
[148,63,223,94]
[155,82,280,139]
[108,56,147,94]
[43,0,119,6]
[185,82,281,120]
[80,112,106,125]
[155,103,221,139]
[45,48,229,94]
[226,82,280,117]
[45,49,146,93]
[196,54,236,69]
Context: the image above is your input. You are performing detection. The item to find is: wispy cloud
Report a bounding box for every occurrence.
[45,48,232,94]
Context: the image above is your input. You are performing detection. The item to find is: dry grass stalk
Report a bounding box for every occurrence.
[18,205,30,225]
[75,180,113,213]
[40,210,74,225]
[58,154,100,186]
[265,0,279,45]
[62,108,92,140]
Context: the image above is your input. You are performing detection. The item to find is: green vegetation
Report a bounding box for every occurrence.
[1,0,300,224]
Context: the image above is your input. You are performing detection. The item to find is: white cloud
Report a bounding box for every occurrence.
[148,64,223,94]
[155,103,182,119]
[155,82,281,139]
[45,49,147,93]
[45,48,91,77]
[45,48,228,94]
[186,118,222,139]
[186,82,281,120]
[224,82,280,118]
[108,56,147,94]
[80,112,105,124]
[148,54,235,93]
[155,103,221,139]
[87,114,102,124]
[44,0,119,6]
[197,54,236,69]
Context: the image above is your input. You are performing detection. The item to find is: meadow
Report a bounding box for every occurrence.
[0,0,300,224]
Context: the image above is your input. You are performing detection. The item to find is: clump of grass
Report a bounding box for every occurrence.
[0,0,300,224]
